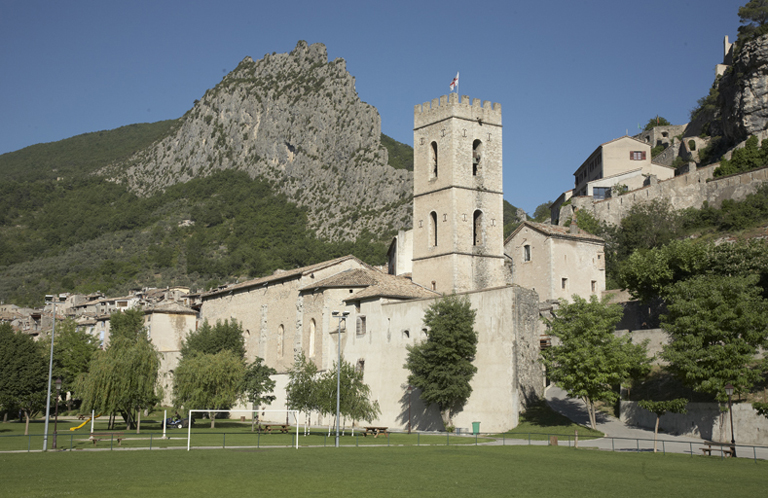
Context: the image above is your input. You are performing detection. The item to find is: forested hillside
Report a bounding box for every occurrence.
[0,169,390,306]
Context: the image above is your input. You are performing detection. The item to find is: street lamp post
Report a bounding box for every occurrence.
[42,295,58,451]
[53,378,62,450]
[332,310,349,448]
[725,383,736,457]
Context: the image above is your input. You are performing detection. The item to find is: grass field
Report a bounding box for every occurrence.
[2,445,766,497]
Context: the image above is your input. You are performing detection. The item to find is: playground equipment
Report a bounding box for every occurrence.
[69,414,101,431]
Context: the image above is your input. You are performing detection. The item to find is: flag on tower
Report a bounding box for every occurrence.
[449,72,459,92]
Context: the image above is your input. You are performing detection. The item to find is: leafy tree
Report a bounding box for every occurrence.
[739,0,768,28]
[0,323,48,435]
[754,401,768,418]
[614,200,680,260]
[78,310,160,430]
[619,238,768,303]
[317,358,381,427]
[532,201,553,222]
[572,208,602,235]
[638,399,688,452]
[643,116,671,131]
[618,239,709,303]
[172,350,246,428]
[405,295,478,429]
[285,352,319,417]
[541,295,650,430]
[241,357,277,431]
[714,135,768,177]
[39,319,99,410]
[660,274,768,403]
[181,319,246,360]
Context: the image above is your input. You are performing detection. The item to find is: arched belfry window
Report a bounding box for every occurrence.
[430,141,438,178]
[277,324,285,357]
[430,211,438,247]
[473,210,483,246]
[472,140,483,176]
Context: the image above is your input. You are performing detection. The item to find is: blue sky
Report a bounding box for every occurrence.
[0,0,741,214]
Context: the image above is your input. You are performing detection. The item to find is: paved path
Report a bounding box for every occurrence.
[544,385,768,460]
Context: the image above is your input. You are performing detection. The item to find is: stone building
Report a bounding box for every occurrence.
[198,94,546,432]
[504,221,605,302]
[571,136,676,199]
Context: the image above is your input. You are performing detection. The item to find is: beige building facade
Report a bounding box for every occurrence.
[504,221,605,302]
[573,136,675,199]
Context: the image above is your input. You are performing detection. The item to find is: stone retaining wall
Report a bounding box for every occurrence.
[621,400,768,445]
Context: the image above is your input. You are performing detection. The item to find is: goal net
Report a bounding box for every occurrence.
[186,409,299,450]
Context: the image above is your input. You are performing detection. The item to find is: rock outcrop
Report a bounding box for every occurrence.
[719,35,768,144]
[102,41,412,240]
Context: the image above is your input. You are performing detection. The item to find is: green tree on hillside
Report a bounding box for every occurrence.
[643,116,671,131]
[714,135,768,177]
[660,274,768,403]
[541,295,650,430]
[739,0,768,28]
[405,295,478,429]
[533,201,553,222]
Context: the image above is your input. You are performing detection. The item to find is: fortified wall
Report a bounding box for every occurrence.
[568,164,768,227]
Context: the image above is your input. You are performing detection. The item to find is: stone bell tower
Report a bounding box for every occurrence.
[411,93,506,294]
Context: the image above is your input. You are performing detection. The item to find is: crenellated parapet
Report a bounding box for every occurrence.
[414,93,502,129]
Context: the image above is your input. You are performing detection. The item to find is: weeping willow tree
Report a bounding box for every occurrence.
[172,350,246,428]
[78,310,160,431]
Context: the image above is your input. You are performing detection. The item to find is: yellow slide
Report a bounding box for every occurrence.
[70,414,101,431]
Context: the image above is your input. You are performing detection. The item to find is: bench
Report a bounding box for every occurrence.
[700,442,735,457]
[362,427,388,438]
[90,432,124,446]
[260,424,291,434]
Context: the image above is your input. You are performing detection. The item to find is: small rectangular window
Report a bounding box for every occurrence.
[630,151,646,161]
[356,316,366,336]
[591,280,597,292]
[523,245,531,262]
[561,278,568,290]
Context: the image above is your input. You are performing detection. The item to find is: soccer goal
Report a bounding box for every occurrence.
[186,409,300,450]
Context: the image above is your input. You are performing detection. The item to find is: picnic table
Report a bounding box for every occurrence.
[260,424,291,434]
[362,426,388,438]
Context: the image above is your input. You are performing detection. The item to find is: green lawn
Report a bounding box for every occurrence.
[505,402,604,440]
[1,446,765,497]
[0,418,496,451]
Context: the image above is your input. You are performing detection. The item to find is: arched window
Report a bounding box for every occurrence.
[309,319,316,356]
[472,140,482,176]
[430,211,438,247]
[430,141,438,178]
[473,210,483,246]
[277,324,284,357]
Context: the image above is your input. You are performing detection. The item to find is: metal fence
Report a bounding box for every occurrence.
[2,431,766,462]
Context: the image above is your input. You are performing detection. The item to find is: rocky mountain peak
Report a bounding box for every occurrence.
[101,41,412,241]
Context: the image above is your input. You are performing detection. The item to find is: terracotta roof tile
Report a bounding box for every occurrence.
[505,220,604,245]
[203,255,367,298]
